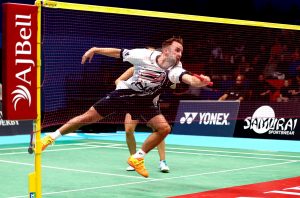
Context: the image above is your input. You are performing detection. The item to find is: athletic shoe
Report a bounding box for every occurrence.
[159,160,170,173]
[41,135,54,151]
[127,155,149,178]
[126,166,135,171]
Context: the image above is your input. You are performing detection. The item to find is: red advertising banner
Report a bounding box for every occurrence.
[2,3,38,120]
[170,176,300,198]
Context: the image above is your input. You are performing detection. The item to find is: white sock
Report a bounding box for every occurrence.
[133,149,146,159]
[49,130,62,140]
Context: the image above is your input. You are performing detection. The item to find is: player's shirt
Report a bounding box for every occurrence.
[116,48,186,96]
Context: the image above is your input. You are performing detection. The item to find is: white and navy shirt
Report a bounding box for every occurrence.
[117,48,186,96]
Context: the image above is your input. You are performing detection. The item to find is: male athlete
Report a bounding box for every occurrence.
[115,66,170,173]
[41,37,211,177]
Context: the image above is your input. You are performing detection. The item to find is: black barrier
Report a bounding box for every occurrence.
[172,100,240,137]
[0,102,32,136]
[234,102,300,140]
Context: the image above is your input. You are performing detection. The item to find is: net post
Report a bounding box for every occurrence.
[28,1,43,198]
[28,172,36,197]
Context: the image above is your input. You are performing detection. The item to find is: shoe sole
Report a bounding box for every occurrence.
[126,167,135,171]
[161,169,169,173]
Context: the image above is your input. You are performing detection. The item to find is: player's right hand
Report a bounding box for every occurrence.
[193,74,213,86]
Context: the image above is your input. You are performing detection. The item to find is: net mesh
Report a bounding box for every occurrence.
[42,6,300,130]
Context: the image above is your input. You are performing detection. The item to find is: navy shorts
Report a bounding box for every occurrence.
[93,89,161,122]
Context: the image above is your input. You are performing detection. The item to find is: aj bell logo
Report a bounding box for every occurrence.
[180,112,230,125]
[244,105,297,135]
[11,85,32,111]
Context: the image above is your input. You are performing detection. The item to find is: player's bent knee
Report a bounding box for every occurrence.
[125,125,135,134]
[157,124,171,136]
[125,129,135,135]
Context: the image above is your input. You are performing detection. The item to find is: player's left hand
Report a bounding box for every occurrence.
[81,47,95,64]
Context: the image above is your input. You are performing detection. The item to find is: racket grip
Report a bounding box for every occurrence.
[193,74,213,86]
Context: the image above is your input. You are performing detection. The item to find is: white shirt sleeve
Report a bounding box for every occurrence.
[122,49,150,65]
[168,65,186,84]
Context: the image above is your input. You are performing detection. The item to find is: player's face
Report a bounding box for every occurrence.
[236,76,243,85]
[165,41,183,67]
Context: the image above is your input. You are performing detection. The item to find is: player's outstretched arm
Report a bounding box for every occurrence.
[218,93,228,101]
[181,73,211,87]
[81,47,121,64]
[115,67,134,86]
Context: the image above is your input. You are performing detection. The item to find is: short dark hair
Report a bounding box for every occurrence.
[162,36,183,49]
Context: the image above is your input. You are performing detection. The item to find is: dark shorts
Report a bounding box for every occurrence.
[93,89,161,122]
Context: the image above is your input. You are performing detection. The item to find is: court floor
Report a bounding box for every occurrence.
[0,132,300,198]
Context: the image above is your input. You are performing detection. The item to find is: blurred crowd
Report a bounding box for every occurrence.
[172,29,300,103]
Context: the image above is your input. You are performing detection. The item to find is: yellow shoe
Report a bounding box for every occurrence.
[127,155,149,178]
[41,135,54,151]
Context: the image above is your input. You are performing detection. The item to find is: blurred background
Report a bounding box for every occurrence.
[1,0,300,136]
[1,0,300,82]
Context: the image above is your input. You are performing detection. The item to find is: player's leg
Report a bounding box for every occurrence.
[59,107,103,134]
[157,140,166,161]
[41,89,126,151]
[128,114,171,177]
[41,106,103,151]
[125,113,139,155]
[142,114,171,153]
[125,113,139,171]
[157,141,170,173]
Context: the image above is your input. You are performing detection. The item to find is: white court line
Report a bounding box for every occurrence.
[0,143,298,161]
[0,144,123,156]
[7,160,300,198]
[58,143,299,162]
[1,141,300,159]
[43,144,123,152]
[0,147,29,151]
[0,159,142,179]
[163,150,298,161]
[0,141,123,151]
[87,141,300,159]
[87,145,296,162]
[0,151,30,156]
[40,141,300,161]
[165,146,300,159]
[0,144,125,156]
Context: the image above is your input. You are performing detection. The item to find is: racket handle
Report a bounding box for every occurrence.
[193,74,213,86]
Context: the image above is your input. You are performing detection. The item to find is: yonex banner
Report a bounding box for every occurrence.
[172,100,240,137]
[2,3,38,120]
[234,102,300,140]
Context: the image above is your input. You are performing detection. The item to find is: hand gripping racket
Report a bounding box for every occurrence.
[193,74,213,86]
